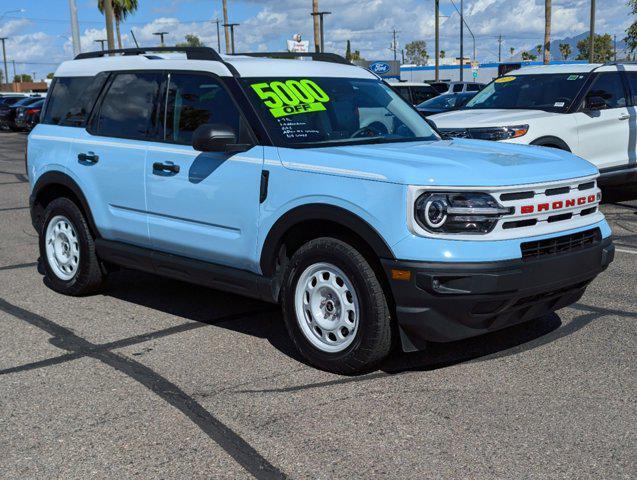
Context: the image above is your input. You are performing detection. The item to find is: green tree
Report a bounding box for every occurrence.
[351,49,363,61]
[14,74,33,82]
[46,72,55,79]
[98,0,139,49]
[535,44,542,56]
[509,47,515,57]
[521,51,537,61]
[559,43,571,60]
[625,0,637,55]
[440,49,445,58]
[404,40,428,65]
[576,34,614,62]
[176,34,204,48]
[345,40,352,60]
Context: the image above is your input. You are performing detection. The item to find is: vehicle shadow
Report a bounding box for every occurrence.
[98,268,568,375]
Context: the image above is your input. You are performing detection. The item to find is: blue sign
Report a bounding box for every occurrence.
[369,61,391,74]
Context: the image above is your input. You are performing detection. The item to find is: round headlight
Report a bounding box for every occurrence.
[418,194,448,229]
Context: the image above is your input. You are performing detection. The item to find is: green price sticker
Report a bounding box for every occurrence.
[251,79,330,118]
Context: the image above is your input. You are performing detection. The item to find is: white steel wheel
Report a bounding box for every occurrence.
[294,262,360,353]
[45,215,80,281]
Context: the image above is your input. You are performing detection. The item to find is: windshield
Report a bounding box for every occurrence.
[241,77,437,147]
[418,93,473,110]
[464,73,588,112]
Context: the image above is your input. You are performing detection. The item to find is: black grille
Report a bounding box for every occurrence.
[439,128,470,138]
[521,228,601,260]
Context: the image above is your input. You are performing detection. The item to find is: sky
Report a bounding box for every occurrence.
[0,0,633,81]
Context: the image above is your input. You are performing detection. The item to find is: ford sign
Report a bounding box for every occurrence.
[369,61,391,74]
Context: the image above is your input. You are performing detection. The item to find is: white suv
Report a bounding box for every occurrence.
[429,64,637,188]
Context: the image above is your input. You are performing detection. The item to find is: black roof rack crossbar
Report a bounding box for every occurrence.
[74,46,224,62]
[231,52,351,66]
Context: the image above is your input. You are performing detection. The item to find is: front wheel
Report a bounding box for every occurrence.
[281,238,392,374]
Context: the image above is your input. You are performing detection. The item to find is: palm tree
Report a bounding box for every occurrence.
[543,0,551,64]
[98,0,138,49]
[559,43,571,60]
[509,46,515,57]
[535,44,542,56]
[440,49,445,58]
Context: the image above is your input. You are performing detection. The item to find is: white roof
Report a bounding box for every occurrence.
[389,82,432,87]
[54,52,376,79]
[510,63,637,75]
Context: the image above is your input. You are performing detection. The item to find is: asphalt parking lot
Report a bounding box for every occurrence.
[1,131,635,479]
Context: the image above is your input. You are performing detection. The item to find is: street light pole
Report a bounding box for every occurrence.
[68,0,81,56]
[153,32,169,47]
[435,0,439,81]
[95,39,107,51]
[459,0,464,81]
[223,24,239,54]
[213,18,221,52]
[588,0,595,63]
[311,11,331,53]
[0,38,8,85]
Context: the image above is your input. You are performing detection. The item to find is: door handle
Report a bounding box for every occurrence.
[78,152,99,164]
[619,113,630,120]
[153,162,180,174]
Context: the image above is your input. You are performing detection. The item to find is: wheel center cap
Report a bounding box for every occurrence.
[325,300,335,313]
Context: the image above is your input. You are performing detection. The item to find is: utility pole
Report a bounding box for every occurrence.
[498,35,502,62]
[213,18,221,52]
[95,39,107,51]
[459,0,464,81]
[68,0,81,56]
[588,0,595,63]
[153,31,168,46]
[614,34,617,61]
[0,38,8,85]
[222,0,230,55]
[543,0,551,64]
[223,23,239,54]
[12,60,16,82]
[312,0,320,53]
[391,29,398,62]
[103,0,115,51]
[311,11,331,53]
[435,0,440,81]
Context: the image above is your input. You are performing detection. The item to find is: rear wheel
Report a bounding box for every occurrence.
[39,197,104,296]
[281,238,392,374]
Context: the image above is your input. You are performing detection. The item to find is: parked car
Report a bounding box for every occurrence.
[389,81,439,105]
[0,96,43,131]
[435,81,485,94]
[428,81,452,94]
[416,92,477,117]
[15,98,45,131]
[429,64,637,189]
[28,47,614,374]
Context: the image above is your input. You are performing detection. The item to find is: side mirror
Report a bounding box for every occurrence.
[192,123,249,153]
[584,95,607,111]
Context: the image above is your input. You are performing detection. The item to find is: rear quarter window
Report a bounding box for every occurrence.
[42,74,108,127]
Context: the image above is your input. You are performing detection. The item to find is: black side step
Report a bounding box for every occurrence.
[95,239,277,303]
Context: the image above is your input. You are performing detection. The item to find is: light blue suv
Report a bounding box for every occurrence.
[28,48,614,373]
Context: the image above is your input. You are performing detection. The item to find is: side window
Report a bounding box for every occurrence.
[625,72,637,105]
[163,73,243,145]
[586,73,627,109]
[42,75,107,127]
[467,84,481,92]
[452,84,464,93]
[411,86,437,105]
[393,86,412,103]
[95,72,162,140]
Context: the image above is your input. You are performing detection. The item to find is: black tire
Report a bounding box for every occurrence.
[39,197,104,296]
[281,237,392,374]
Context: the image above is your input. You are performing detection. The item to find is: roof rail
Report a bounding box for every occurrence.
[74,46,224,62]
[232,52,352,66]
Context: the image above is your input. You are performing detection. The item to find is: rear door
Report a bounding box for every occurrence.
[68,71,163,246]
[573,71,630,170]
[144,72,263,270]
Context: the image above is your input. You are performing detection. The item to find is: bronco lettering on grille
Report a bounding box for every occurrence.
[520,194,598,214]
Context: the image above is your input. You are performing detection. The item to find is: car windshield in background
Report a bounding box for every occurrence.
[418,93,474,110]
[464,73,588,112]
[241,77,437,147]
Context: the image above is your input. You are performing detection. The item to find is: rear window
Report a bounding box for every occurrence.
[42,74,107,127]
[452,84,464,93]
[411,86,438,104]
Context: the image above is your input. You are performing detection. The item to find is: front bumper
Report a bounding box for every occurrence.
[383,234,614,351]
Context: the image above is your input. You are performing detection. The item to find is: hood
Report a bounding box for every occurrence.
[277,139,598,187]
[429,108,558,128]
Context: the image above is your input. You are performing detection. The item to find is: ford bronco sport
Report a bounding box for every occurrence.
[28,48,614,374]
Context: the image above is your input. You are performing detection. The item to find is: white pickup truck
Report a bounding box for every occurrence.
[429,63,637,189]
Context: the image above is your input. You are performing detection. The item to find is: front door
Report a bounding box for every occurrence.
[145,72,263,271]
[573,71,631,170]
